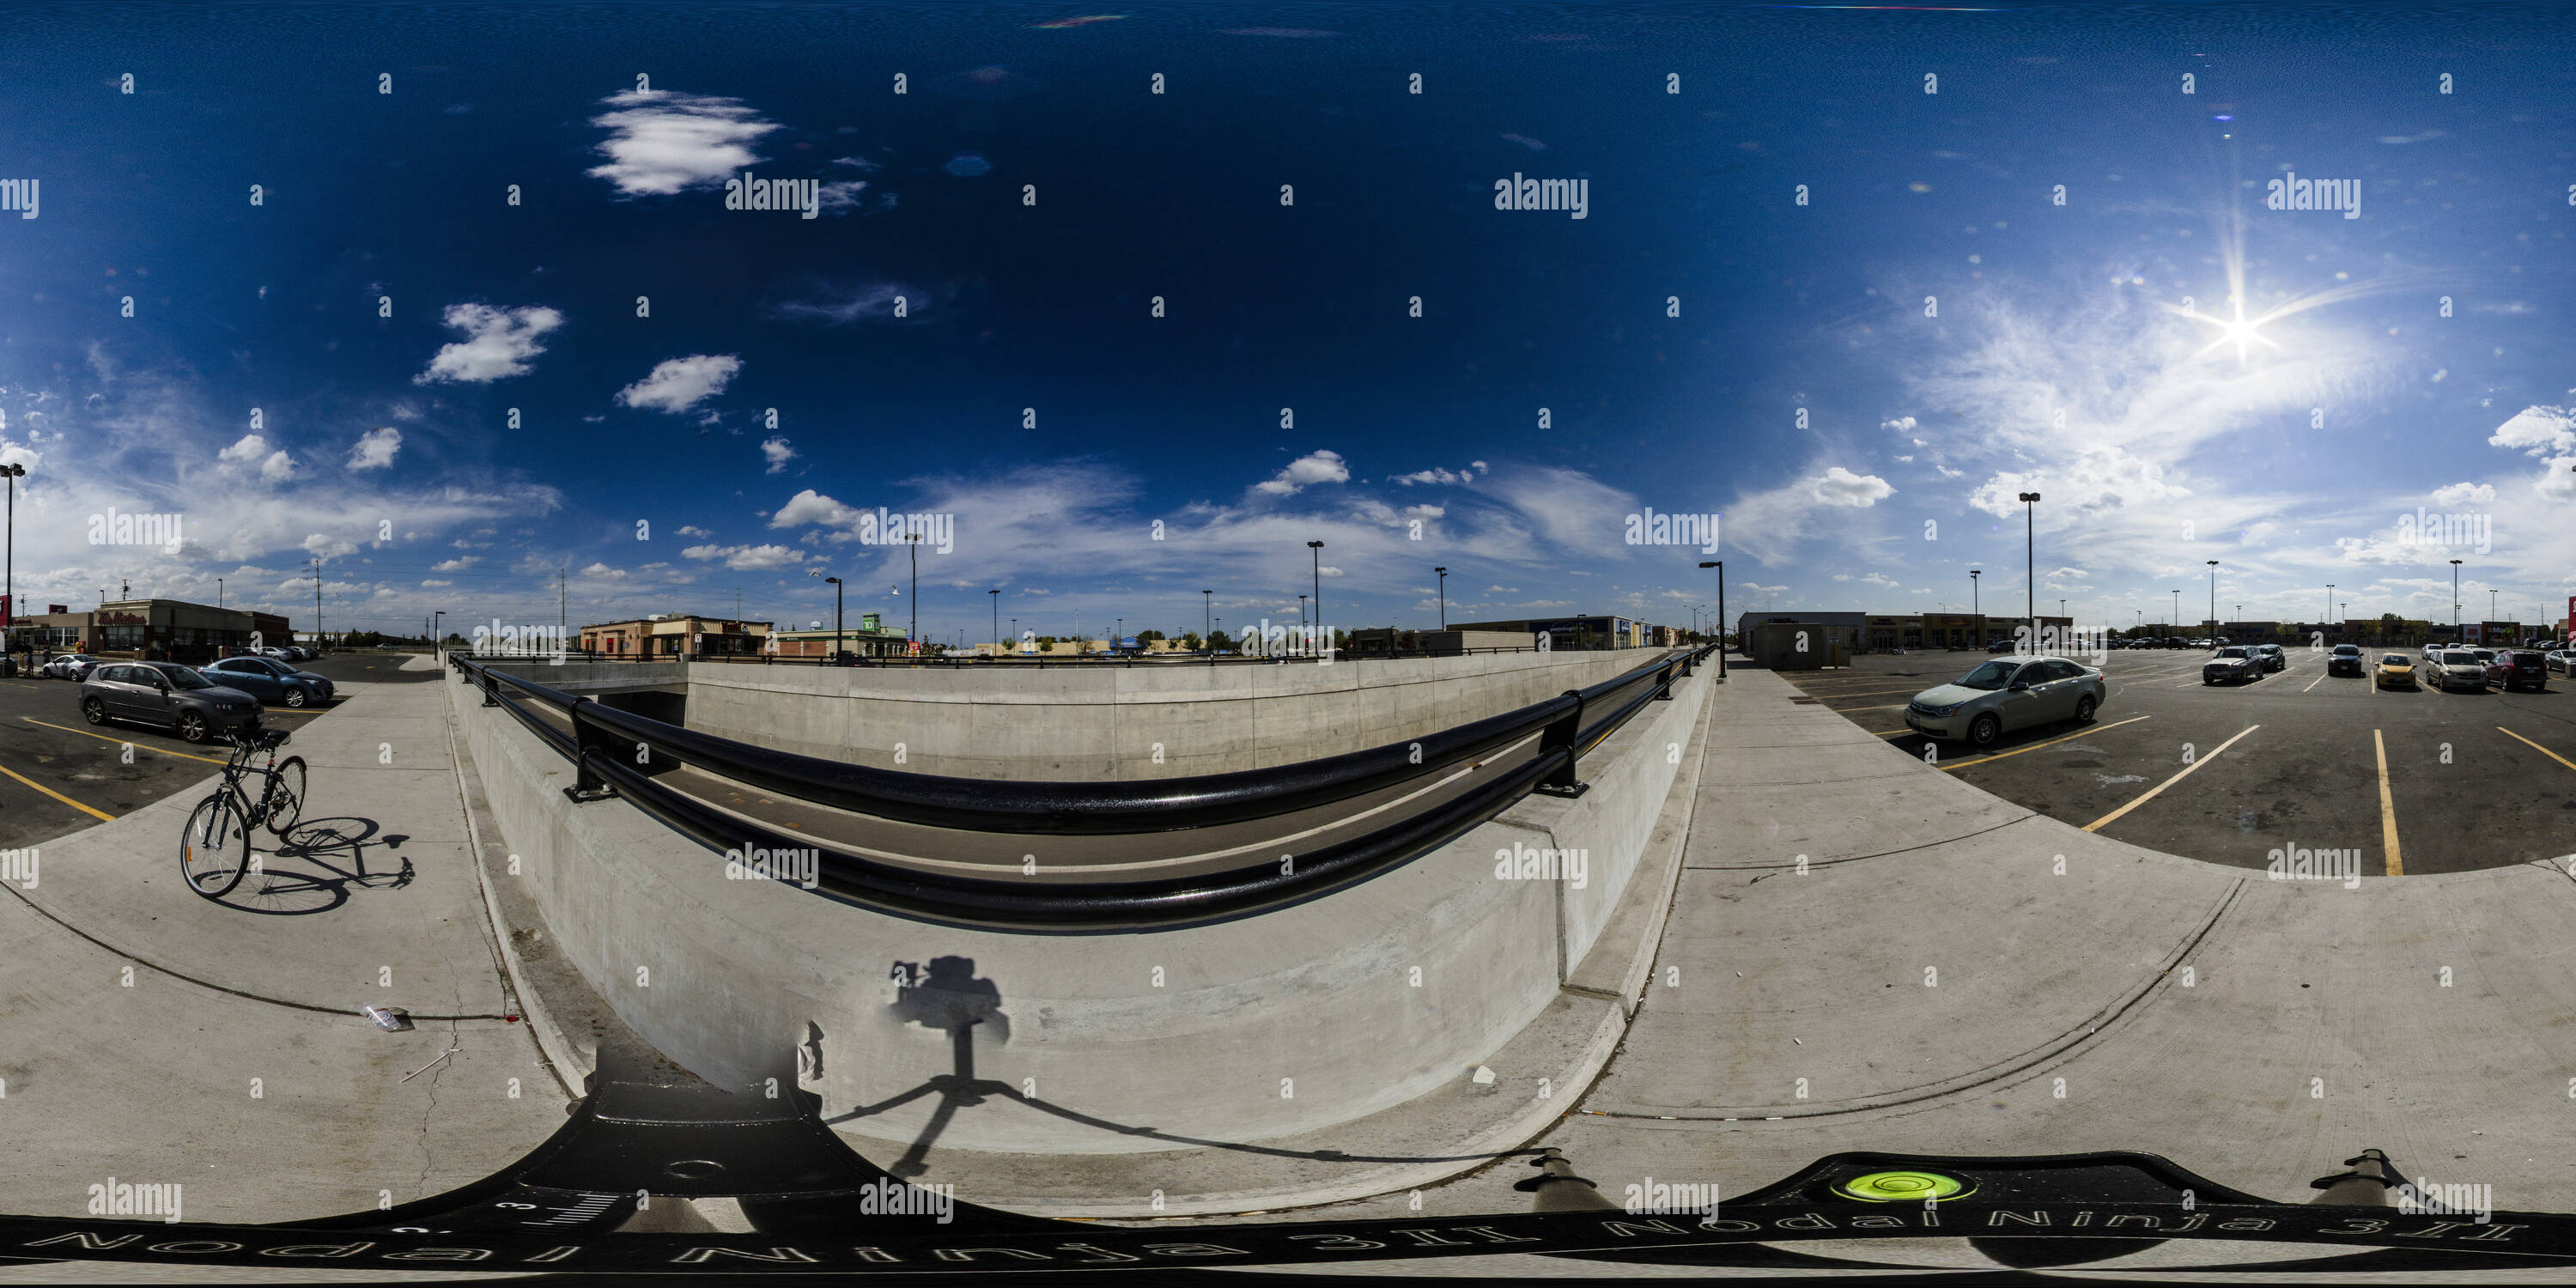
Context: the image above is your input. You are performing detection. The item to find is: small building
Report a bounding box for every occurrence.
[22,598,282,663]
[580,613,774,659]
[769,611,908,659]
[1445,616,1652,651]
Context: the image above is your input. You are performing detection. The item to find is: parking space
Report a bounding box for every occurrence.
[0,654,398,852]
[1777,647,2576,875]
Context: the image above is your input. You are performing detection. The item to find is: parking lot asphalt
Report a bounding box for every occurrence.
[1776,647,2576,876]
[0,653,428,853]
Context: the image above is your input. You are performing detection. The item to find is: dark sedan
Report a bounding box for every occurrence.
[80,661,263,742]
[201,655,337,708]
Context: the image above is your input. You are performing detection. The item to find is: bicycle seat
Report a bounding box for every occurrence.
[244,727,290,750]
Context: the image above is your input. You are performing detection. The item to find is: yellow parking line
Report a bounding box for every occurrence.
[2373,730,2403,877]
[19,718,233,766]
[2082,724,2259,832]
[0,762,116,822]
[1826,702,1910,714]
[1940,715,2151,771]
[2496,726,2576,775]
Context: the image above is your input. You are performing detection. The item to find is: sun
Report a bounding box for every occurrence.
[2164,296,2283,364]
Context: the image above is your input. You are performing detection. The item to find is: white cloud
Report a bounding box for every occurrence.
[2429,482,2495,507]
[1880,416,1917,433]
[347,427,402,471]
[1319,566,1344,577]
[415,304,563,384]
[431,556,478,572]
[577,562,629,580]
[617,355,742,414]
[1860,573,1899,587]
[2489,405,2576,457]
[1255,449,1352,496]
[586,89,779,197]
[218,434,269,465]
[762,435,797,474]
[682,542,805,570]
[676,526,712,538]
[301,533,356,557]
[420,579,453,588]
[1811,466,1893,507]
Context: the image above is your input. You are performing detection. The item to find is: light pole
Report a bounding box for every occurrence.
[1698,561,1726,677]
[2206,561,2219,636]
[1970,569,1982,648]
[2018,489,2040,647]
[0,462,20,664]
[1201,590,1213,649]
[989,588,999,658]
[905,532,921,645]
[2491,588,2500,626]
[1297,593,1308,634]
[824,575,844,664]
[1307,540,1325,652]
[2450,558,2463,635]
[432,610,446,656]
[216,576,223,611]
[1435,566,1448,629]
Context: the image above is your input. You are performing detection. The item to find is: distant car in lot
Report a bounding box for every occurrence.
[2427,649,2489,693]
[40,653,106,681]
[2251,643,2286,672]
[2327,643,2366,677]
[201,655,337,708]
[1985,639,2020,654]
[2375,653,2417,690]
[80,661,263,743]
[2493,649,2549,693]
[1905,655,2105,749]
[2549,649,2576,678]
[2203,647,2262,685]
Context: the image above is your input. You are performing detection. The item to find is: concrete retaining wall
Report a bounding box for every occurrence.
[681,648,1662,778]
[447,656,1711,1155]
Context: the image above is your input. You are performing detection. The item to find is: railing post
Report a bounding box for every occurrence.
[1534,689,1589,798]
[479,670,500,707]
[1654,659,1677,698]
[562,696,618,803]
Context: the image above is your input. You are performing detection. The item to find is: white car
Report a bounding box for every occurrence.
[2427,649,2488,692]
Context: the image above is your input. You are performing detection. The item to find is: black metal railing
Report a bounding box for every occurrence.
[449,644,1710,931]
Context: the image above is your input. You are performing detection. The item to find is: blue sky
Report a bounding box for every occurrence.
[3,2,2573,642]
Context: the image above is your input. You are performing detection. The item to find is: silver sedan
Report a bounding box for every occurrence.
[1905,655,2108,749]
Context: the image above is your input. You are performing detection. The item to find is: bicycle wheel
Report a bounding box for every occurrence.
[180,793,250,897]
[264,756,307,836]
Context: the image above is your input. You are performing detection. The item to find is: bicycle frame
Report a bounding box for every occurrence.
[216,738,289,829]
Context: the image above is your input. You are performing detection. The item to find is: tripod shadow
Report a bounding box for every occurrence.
[824,955,1543,1177]
[220,817,414,914]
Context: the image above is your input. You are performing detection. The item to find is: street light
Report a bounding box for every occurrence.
[1697,561,1726,677]
[1434,566,1448,629]
[432,610,445,657]
[823,575,845,664]
[1307,540,1325,653]
[1201,590,1213,650]
[2018,490,2040,647]
[0,461,21,662]
[2450,558,2464,633]
[2171,589,2180,638]
[2206,561,2219,636]
[1970,569,1982,648]
[989,587,999,659]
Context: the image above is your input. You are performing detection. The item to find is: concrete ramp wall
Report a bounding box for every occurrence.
[445,655,1711,1157]
[681,649,1662,778]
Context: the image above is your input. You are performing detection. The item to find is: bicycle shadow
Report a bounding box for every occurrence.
[213,817,413,914]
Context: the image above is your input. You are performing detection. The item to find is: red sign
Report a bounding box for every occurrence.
[0,594,9,627]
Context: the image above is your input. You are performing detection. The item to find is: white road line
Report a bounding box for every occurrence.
[2082,724,2260,833]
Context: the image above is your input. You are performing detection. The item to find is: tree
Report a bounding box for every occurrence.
[1206,629,1233,652]
[1180,631,1202,650]
[1138,629,1166,643]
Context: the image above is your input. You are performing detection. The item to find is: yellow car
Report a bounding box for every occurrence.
[2375,653,2417,689]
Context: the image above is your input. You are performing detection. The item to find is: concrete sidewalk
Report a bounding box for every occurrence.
[0,655,565,1224]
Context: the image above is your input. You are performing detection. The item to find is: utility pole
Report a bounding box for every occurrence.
[2206,561,2219,636]
[1435,566,1448,629]
[313,558,324,651]
[907,532,921,645]
[2018,490,2040,647]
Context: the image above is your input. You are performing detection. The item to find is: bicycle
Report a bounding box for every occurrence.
[178,727,307,898]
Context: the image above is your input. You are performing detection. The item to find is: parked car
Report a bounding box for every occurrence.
[1905,655,2106,748]
[80,661,263,742]
[2427,649,2489,693]
[2326,643,2366,677]
[2203,647,2262,685]
[40,653,106,681]
[2375,653,2417,690]
[2493,649,2549,693]
[200,655,337,708]
[1985,639,2020,653]
[2549,649,2576,678]
[2251,643,2287,672]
